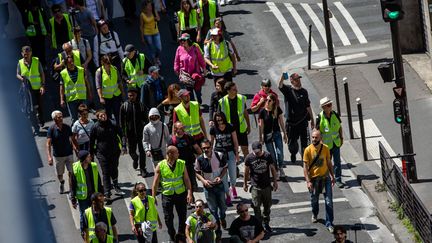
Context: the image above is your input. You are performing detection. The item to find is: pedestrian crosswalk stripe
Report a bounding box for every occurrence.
[266,2,303,54]
[334,2,368,44]
[316,3,351,46]
[301,3,328,47]
[312,52,367,67]
[284,3,319,52]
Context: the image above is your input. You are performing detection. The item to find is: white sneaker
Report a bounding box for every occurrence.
[220,0,226,6]
[227,0,233,4]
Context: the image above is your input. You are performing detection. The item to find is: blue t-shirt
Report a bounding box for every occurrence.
[47,124,73,157]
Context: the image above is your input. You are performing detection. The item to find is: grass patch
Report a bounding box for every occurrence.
[389,201,422,243]
[375,181,387,192]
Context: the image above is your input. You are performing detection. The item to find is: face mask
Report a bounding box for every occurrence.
[150,120,159,125]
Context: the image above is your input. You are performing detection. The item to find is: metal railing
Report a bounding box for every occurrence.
[379,141,432,242]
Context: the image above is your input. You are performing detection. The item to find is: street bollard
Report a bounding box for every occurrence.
[333,66,341,115]
[343,77,354,139]
[357,98,368,161]
[308,24,312,70]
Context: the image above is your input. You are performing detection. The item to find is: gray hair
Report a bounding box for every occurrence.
[95,222,107,232]
[51,110,62,120]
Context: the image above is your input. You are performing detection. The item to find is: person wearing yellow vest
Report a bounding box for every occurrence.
[129,182,162,243]
[23,3,48,66]
[93,222,115,243]
[198,0,219,43]
[204,28,237,82]
[121,44,152,90]
[54,42,84,72]
[173,89,207,144]
[96,55,124,125]
[60,55,92,123]
[71,150,103,236]
[315,97,344,188]
[185,199,217,243]
[16,45,46,135]
[178,0,201,42]
[83,192,119,243]
[152,146,193,242]
[218,82,250,158]
[49,4,73,50]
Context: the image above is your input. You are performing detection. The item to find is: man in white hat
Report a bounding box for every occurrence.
[315,97,344,188]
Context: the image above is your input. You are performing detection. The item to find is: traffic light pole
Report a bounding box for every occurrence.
[390,21,418,182]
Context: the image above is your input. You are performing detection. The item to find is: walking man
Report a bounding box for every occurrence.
[122,44,152,90]
[143,108,170,167]
[185,199,217,243]
[228,203,265,243]
[303,129,335,233]
[243,141,278,232]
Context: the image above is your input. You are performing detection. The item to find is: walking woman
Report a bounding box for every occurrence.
[157,83,181,134]
[72,104,95,151]
[129,182,162,243]
[210,112,240,206]
[140,0,162,66]
[258,94,288,177]
[177,0,201,42]
[208,78,227,127]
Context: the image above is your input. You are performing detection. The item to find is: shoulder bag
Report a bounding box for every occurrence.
[151,124,165,161]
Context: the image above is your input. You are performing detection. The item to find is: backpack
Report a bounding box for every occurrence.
[191,213,214,243]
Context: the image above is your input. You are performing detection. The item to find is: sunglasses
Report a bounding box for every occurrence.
[138,189,146,193]
[324,103,332,107]
[262,84,270,87]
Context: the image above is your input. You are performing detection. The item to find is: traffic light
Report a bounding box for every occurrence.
[380,0,404,22]
[378,63,394,83]
[393,98,404,124]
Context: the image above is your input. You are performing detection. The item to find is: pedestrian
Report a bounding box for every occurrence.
[185,199,218,243]
[209,112,239,205]
[303,129,335,233]
[70,150,103,237]
[59,55,92,123]
[83,192,119,242]
[74,0,98,47]
[122,44,152,90]
[258,94,287,177]
[72,104,95,151]
[46,110,78,194]
[173,89,207,144]
[228,203,265,243]
[90,109,127,200]
[218,81,251,158]
[104,0,114,23]
[195,140,228,239]
[250,79,279,113]
[119,88,149,177]
[95,55,124,125]
[69,26,93,71]
[22,2,48,66]
[158,83,181,133]
[169,121,202,191]
[208,78,226,127]
[141,66,167,112]
[197,0,219,44]
[93,19,124,71]
[49,4,73,51]
[152,145,194,242]
[204,18,240,63]
[85,0,106,22]
[93,222,114,243]
[204,28,237,83]
[278,72,314,164]
[174,33,206,103]
[178,0,200,42]
[122,0,137,24]
[53,42,85,75]
[139,0,162,65]
[16,45,46,135]
[316,97,345,188]
[243,141,278,233]
[332,225,354,243]
[129,182,162,243]
[143,108,170,167]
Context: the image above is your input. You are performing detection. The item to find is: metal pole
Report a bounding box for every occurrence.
[357,98,368,161]
[322,0,335,66]
[308,24,312,70]
[343,77,354,139]
[333,66,341,115]
[390,21,417,182]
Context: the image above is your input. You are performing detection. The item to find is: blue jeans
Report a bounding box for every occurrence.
[265,132,284,169]
[144,33,162,61]
[224,151,237,187]
[204,183,226,221]
[310,176,333,227]
[78,199,91,232]
[330,146,342,182]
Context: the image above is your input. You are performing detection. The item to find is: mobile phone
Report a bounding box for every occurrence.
[283,72,289,80]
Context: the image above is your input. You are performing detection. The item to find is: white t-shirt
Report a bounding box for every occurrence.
[72,119,95,145]
[70,38,91,61]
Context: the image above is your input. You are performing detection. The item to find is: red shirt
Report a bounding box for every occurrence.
[251,89,279,111]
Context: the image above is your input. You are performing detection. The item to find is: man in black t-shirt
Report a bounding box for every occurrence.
[229,203,265,243]
[243,141,278,233]
[278,72,315,164]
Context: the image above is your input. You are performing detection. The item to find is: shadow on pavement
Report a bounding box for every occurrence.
[221,10,252,16]
[267,227,318,237]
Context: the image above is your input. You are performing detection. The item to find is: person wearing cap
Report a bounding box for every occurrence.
[141,65,167,111]
[204,18,241,63]
[178,0,201,42]
[198,0,219,44]
[59,55,92,123]
[93,19,124,70]
[71,150,103,235]
[173,89,207,144]
[303,129,335,233]
[139,0,162,65]
[250,79,279,113]
[17,45,46,135]
[122,44,152,90]
[315,97,344,188]
[49,4,73,51]
[243,141,278,233]
[143,108,170,167]
[119,88,149,177]
[279,72,314,164]
[204,27,237,83]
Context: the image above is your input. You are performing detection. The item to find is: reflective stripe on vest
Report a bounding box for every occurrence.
[61,66,87,102]
[50,14,73,49]
[72,161,98,200]
[131,196,159,231]
[219,94,247,133]
[85,207,113,240]
[199,0,216,28]
[319,111,341,149]
[178,10,198,30]
[99,65,121,98]
[209,41,233,73]
[122,53,146,88]
[174,101,202,136]
[19,57,41,90]
[160,159,186,195]
[25,10,47,36]
[90,235,114,243]
[58,50,82,67]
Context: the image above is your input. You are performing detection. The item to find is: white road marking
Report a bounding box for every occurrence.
[316,3,351,46]
[334,2,368,44]
[312,52,367,67]
[301,3,328,46]
[67,198,81,230]
[266,2,303,54]
[284,3,319,51]
[283,164,309,193]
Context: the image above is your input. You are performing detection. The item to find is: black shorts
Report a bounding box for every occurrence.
[237,131,249,146]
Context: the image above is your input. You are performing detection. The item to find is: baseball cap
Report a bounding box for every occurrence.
[261,79,271,87]
[128,87,139,94]
[148,66,159,74]
[290,73,302,79]
[252,141,262,152]
[179,33,190,40]
[177,89,190,98]
[124,44,136,55]
[78,150,90,162]
[97,19,107,27]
